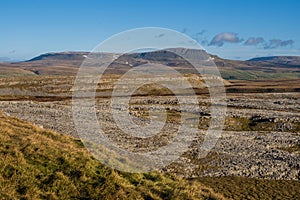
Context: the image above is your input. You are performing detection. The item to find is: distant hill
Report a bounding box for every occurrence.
[27,52,89,62]
[23,49,300,69]
[248,56,300,67]
[14,49,300,70]
[0,49,299,79]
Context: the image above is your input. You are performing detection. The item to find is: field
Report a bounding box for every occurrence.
[0,50,299,199]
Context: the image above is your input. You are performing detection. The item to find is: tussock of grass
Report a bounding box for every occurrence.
[0,111,224,200]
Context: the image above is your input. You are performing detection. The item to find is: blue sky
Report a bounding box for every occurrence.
[1,0,300,61]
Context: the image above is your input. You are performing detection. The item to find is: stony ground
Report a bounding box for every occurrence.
[0,91,299,180]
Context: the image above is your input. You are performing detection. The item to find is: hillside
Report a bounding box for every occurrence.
[248,56,300,67]
[26,52,89,62]
[0,111,223,200]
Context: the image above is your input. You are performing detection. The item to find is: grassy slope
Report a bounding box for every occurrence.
[0,111,223,200]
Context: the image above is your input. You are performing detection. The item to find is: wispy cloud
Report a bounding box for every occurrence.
[191,30,208,45]
[244,37,265,46]
[196,30,206,36]
[209,32,243,47]
[181,28,188,34]
[263,39,294,49]
[155,33,165,38]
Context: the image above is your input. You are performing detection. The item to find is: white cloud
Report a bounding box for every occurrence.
[244,37,265,46]
[209,32,243,47]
